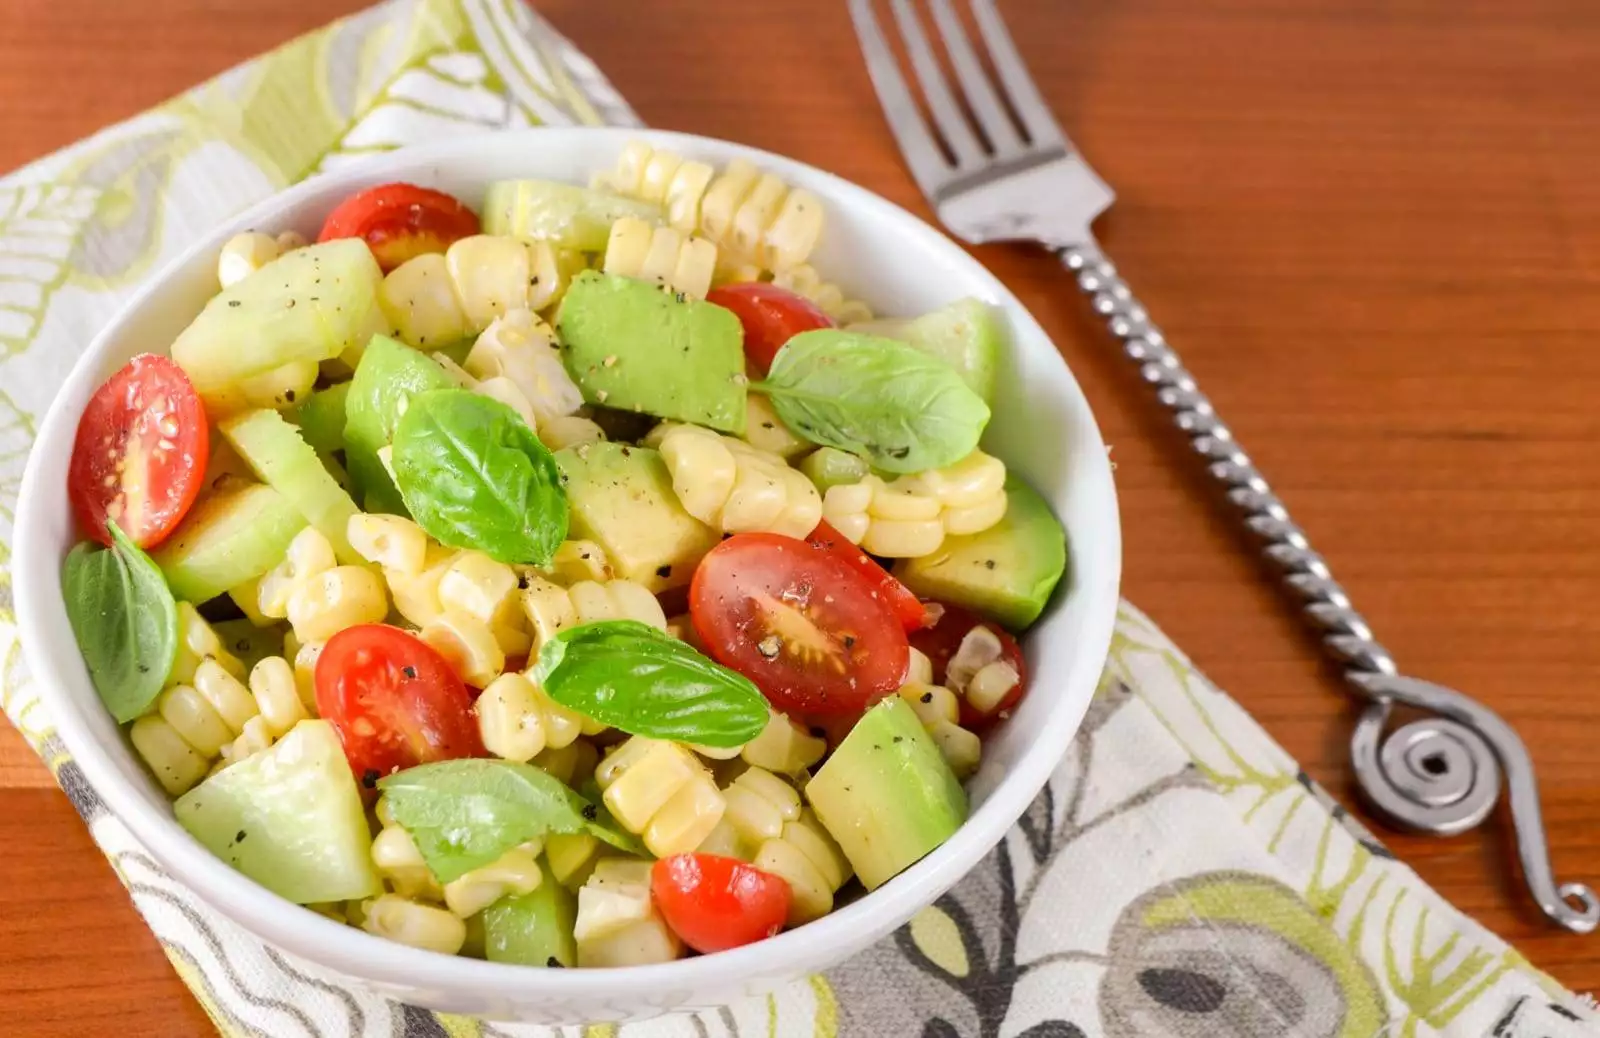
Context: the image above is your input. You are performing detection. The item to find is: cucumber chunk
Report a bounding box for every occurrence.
[172,239,385,397]
[287,382,349,459]
[151,482,307,604]
[221,409,363,565]
[482,860,578,967]
[175,720,383,904]
[481,179,664,251]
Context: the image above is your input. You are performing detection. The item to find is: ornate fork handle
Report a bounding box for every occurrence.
[1061,241,1599,934]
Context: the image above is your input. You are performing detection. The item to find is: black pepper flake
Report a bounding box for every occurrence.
[985,560,996,569]
[621,446,632,457]
[656,565,672,578]
[762,422,775,430]
[137,663,150,674]
[920,691,933,703]
[580,804,598,821]
[402,665,418,679]
[518,573,531,589]
[235,829,248,843]
[284,390,296,403]
[547,957,565,968]
[235,638,251,652]
[809,725,827,738]
[361,769,380,789]
[228,300,241,308]
[893,735,904,743]
[843,634,856,649]
[721,531,734,540]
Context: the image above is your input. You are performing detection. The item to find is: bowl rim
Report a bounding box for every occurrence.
[13,126,1121,1003]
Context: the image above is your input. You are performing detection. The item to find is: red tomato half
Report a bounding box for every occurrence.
[806,520,930,632]
[910,603,1029,729]
[706,283,833,374]
[690,533,909,717]
[314,624,485,784]
[651,854,792,953]
[317,183,479,272]
[67,354,209,548]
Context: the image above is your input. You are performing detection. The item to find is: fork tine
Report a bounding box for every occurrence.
[928,0,1023,156]
[887,0,985,168]
[847,0,954,197]
[969,0,1065,148]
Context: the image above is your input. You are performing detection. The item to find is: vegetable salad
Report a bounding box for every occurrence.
[60,142,1069,967]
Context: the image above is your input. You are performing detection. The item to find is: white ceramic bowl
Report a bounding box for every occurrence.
[14,127,1120,1023]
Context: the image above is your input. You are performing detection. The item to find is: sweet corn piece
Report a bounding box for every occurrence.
[287,565,389,643]
[363,895,467,955]
[371,823,443,902]
[967,661,1022,716]
[475,673,546,761]
[596,738,700,833]
[929,721,982,779]
[226,578,276,628]
[385,543,457,628]
[380,253,468,349]
[905,647,934,686]
[258,527,338,619]
[538,415,606,451]
[534,738,599,788]
[446,234,532,330]
[419,610,505,688]
[438,551,519,624]
[238,360,319,410]
[284,631,322,712]
[170,602,245,685]
[534,540,612,585]
[754,836,834,926]
[723,767,802,847]
[743,394,810,459]
[347,514,428,575]
[576,915,682,967]
[217,714,274,767]
[464,309,584,424]
[442,844,544,918]
[784,808,852,891]
[129,715,210,796]
[900,682,961,727]
[574,859,653,942]
[740,711,826,774]
[943,494,1009,536]
[217,231,284,288]
[473,376,539,430]
[546,832,605,890]
[861,518,945,559]
[248,655,305,737]
[155,683,234,757]
[192,659,258,733]
[644,772,725,858]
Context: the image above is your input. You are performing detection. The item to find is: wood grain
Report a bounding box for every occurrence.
[4,0,1600,1030]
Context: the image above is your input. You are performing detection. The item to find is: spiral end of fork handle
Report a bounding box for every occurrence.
[1348,672,1597,935]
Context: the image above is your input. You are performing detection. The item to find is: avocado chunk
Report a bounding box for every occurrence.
[482,860,578,967]
[555,271,746,433]
[850,297,1003,403]
[481,179,664,252]
[345,335,460,514]
[555,441,719,593]
[894,475,1067,631]
[174,720,383,904]
[805,698,967,890]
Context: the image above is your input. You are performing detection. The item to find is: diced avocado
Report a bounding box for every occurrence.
[482,860,578,967]
[799,447,871,492]
[805,698,967,890]
[894,476,1067,630]
[172,239,386,398]
[174,720,383,904]
[554,441,719,593]
[220,409,363,565]
[152,482,308,603]
[850,298,1003,402]
[345,335,459,514]
[287,382,349,459]
[556,271,746,434]
[481,179,664,251]
[209,619,284,673]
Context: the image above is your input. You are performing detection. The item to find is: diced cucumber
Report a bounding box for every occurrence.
[175,720,383,904]
[805,697,967,890]
[344,335,459,515]
[221,409,363,565]
[481,179,664,252]
[172,239,386,398]
[799,447,871,492]
[152,482,307,604]
[482,860,577,967]
[287,382,349,459]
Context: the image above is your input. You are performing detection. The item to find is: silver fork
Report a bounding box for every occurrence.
[850,0,1597,934]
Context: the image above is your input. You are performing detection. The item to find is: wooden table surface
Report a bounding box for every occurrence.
[5,0,1600,1032]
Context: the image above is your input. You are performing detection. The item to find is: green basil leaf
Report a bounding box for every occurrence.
[62,522,179,723]
[390,388,567,565]
[531,620,768,748]
[755,329,990,474]
[378,758,598,882]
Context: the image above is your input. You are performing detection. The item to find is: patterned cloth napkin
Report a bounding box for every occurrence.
[1,2,1595,1035]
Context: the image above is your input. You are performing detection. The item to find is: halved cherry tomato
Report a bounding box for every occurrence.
[806,520,930,632]
[67,354,209,548]
[690,533,909,717]
[317,183,479,272]
[314,624,485,783]
[705,283,833,374]
[651,853,792,953]
[909,602,1029,729]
